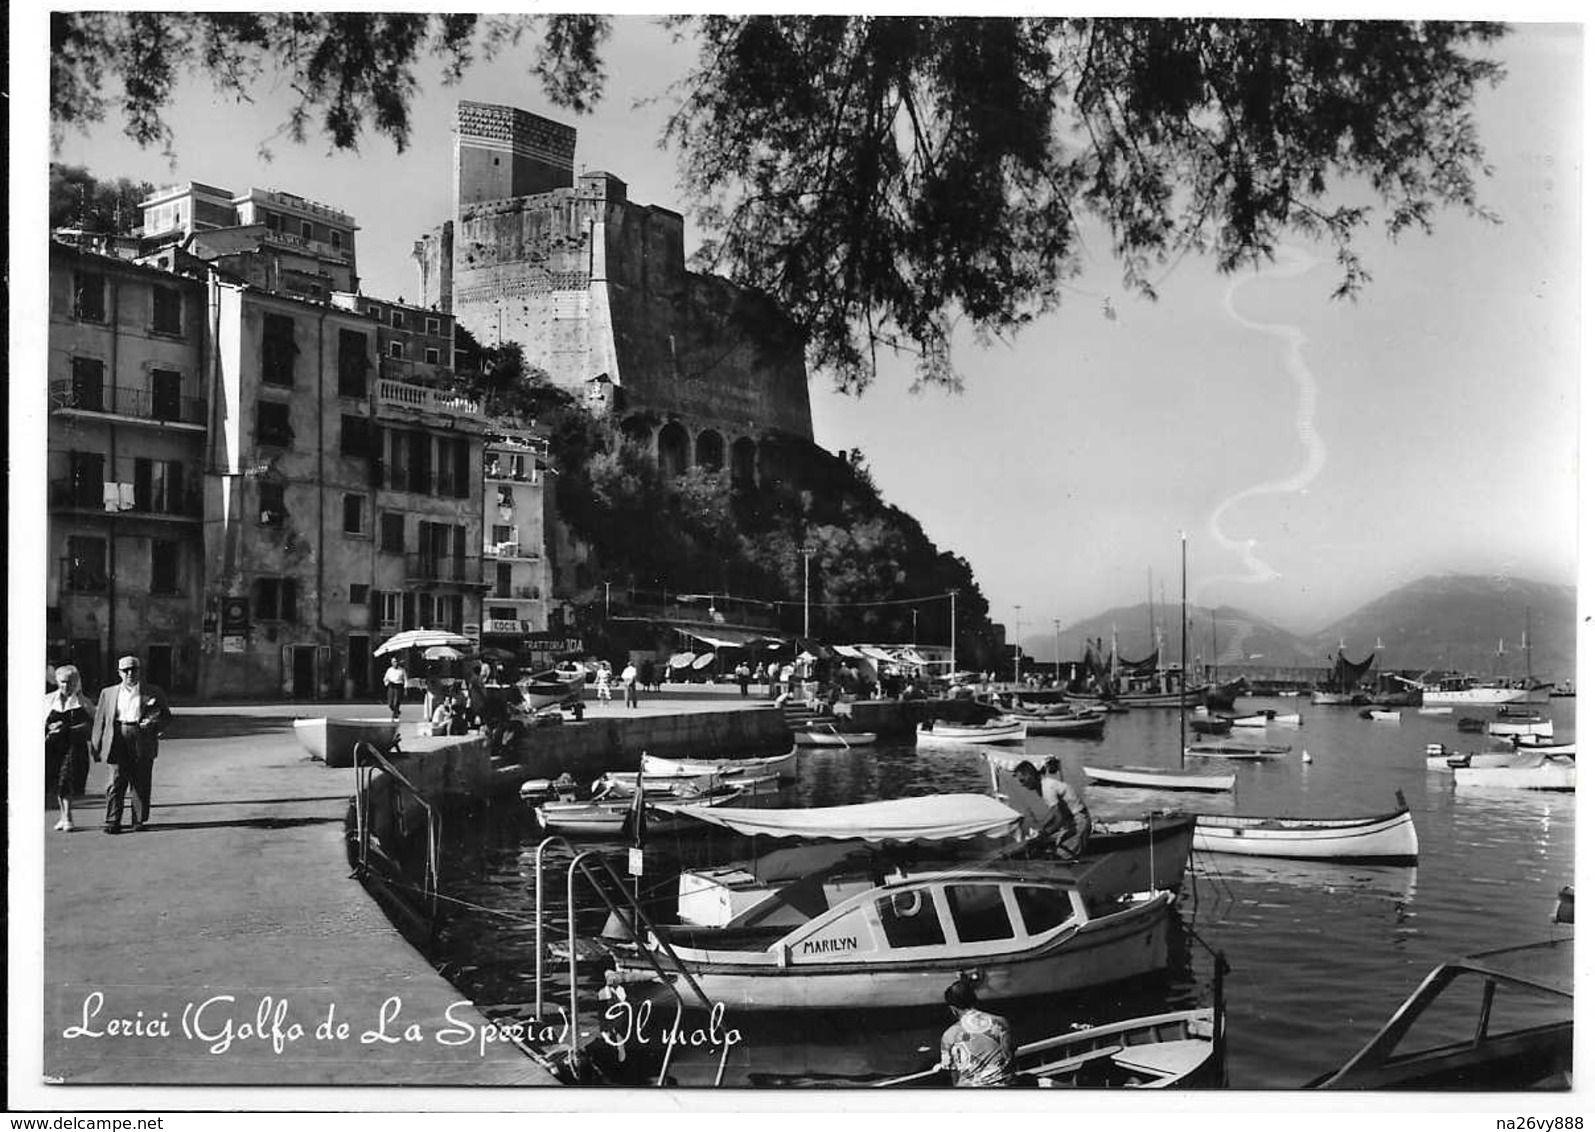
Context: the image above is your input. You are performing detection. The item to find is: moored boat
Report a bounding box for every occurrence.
[1184,740,1292,760]
[641,746,799,781]
[1009,711,1106,738]
[610,866,1175,1011]
[915,717,1028,746]
[1189,716,1234,736]
[519,664,589,711]
[1422,674,1529,706]
[1511,736,1574,755]
[1452,754,1574,791]
[1191,794,1418,863]
[1359,708,1402,722]
[1082,764,1236,793]
[1309,939,1572,1089]
[1485,718,1552,739]
[793,726,878,748]
[1230,711,1301,728]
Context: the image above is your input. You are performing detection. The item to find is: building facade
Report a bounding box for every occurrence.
[47,241,210,694]
[198,281,487,699]
[479,432,555,661]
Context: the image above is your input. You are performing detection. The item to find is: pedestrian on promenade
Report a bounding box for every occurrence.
[90,656,173,834]
[639,657,658,692]
[45,664,96,832]
[595,661,613,705]
[621,661,639,708]
[735,661,751,697]
[766,660,780,698]
[383,658,408,720]
[938,979,1015,1087]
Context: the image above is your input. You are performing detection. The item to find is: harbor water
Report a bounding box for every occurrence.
[421,696,1576,1088]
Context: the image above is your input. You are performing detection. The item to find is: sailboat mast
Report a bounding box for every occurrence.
[1523,605,1534,683]
[1179,533,1188,767]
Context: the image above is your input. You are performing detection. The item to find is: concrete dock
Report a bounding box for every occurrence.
[40,685,785,1087]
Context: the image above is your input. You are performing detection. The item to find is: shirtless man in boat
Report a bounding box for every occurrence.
[939,979,1015,1087]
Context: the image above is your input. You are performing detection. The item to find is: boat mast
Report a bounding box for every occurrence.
[1523,605,1534,684]
[1179,533,1188,768]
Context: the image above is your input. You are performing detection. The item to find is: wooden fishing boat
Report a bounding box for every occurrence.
[610,866,1175,1011]
[1083,764,1236,793]
[1511,736,1574,755]
[1192,794,1419,863]
[588,770,784,798]
[1423,743,1517,772]
[1009,711,1106,738]
[914,717,1028,746]
[793,726,878,748]
[1309,939,1572,1089]
[1184,740,1292,760]
[292,716,399,768]
[519,664,588,711]
[641,746,799,781]
[1188,716,1234,736]
[1452,754,1574,792]
[531,777,772,836]
[878,1001,1223,1088]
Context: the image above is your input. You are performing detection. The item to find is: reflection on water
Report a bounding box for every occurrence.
[426,697,1575,1089]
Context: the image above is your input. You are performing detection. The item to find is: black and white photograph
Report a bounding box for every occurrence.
[9,7,1585,1119]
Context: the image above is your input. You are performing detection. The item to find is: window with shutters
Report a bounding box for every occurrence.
[64,536,108,593]
[261,313,297,386]
[151,540,181,595]
[253,576,299,621]
[74,272,106,322]
[349,583,370,605]
[259,482,287,526]
[151,369,182,420]
[69,357,105,412]
[342,493,366,535]
[152,286,182,334]
[337,328,369,397]
[379,512,405,553]
[258,400,293,447]
[340,414,373,457]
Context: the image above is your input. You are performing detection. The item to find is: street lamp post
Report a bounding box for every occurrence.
[1053,619,1061,686]
[1013,605,1022,685]
[911,608,918,644]
[801,546,816,638]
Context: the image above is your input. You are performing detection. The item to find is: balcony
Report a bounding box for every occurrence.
[376,467,473,501]
[49,479,202,520]
[404,553,487,588]
[49,381,206,428]
[376,374,478,418]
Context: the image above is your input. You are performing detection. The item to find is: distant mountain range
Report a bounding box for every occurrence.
[1030,574,1577,680]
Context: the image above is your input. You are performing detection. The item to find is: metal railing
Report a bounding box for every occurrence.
[533,837,726,1087]
[48,479,202,518]
[352,739,440,919]
[404,553,486,586]
[49,380,206,426]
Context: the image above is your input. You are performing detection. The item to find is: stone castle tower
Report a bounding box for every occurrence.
[415,101,812,487]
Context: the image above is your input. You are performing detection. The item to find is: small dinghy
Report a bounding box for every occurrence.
[1452,754,1574,792]
[642,747,799,781]
[793,726,878,748]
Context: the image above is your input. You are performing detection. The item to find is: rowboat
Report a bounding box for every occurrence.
[1359,709,1401,722]
[793,726,878,748]
[1416,706,1453,716]
[641,746,799,781]
[1082,764,1236,793]
[1485,718,1553,739]
[1511,736,1575,755]
[530,777,774,836]
[914,717,1028,746]
[1191,794,1419,863]
[519,664,588,711]
[292,716,399,768]
[1188,716,1234,736]
[610,866,1175,1011]
[1309,939,1572,1089]
[1452,754,1574,791]
[1423,744,1517,772]
[1184,741,1292,760]
[878,1000,1223,1088]
[588,770,784,799]
[1009,711,1106,738]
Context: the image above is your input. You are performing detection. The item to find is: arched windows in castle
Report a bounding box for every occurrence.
[695,430,724,473]
[623,414,765,487]
[657,422,691,479]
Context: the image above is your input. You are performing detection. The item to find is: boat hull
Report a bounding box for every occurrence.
[793,730,878,748]
[1062,689,1205,710]
[915,721,1028,746]
[1083,765,1236,793]
[1192,808,1419,863]
[628,894,1172,1011]
[1453,759,1574,791]
[642,748,799,781]
[1423,687,1529,706]
[1184,742,1291,760]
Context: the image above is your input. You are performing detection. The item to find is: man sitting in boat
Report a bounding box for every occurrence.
[1039,757,1092,856]
[939,979,1015,1087]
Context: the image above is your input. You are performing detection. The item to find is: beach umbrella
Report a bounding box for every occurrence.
[374,628,474,656]
[424,645,466,661]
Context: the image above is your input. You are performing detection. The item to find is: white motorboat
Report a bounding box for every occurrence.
[1422,675,1529,706]
[1191,794,1419,863]
[1486,718,1553,739]
[611,865,1175,1011]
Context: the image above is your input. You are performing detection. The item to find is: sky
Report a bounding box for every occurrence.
[27,16,1584,646]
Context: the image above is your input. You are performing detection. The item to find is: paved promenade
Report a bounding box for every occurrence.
[40,686,777,1089]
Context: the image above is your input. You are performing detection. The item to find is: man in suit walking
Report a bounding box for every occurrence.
[90,655,173,833]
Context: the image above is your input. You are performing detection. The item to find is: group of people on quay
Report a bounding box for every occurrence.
[43,656,172,834]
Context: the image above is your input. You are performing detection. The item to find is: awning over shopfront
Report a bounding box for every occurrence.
[665,624,788,651]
